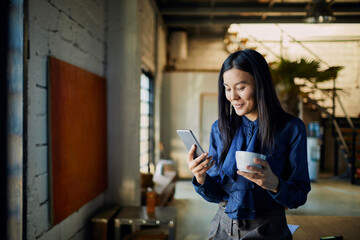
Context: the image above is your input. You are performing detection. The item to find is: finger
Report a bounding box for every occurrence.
[187,144,197,163]
[203,156,213,167]
[237,171,257,183]
[194,152,208,165]
[195,164,212,176]
[189,153,207,170]
[193,157,210,172]
[204,159,214,168]
[193,156,214,173]
[238,169,262,180]
[237,170,253,178]
[247,165,264,175]
[237,170,246,177]
[254,158,267,168]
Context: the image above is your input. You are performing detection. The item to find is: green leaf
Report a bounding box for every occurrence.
[270,58,343,89]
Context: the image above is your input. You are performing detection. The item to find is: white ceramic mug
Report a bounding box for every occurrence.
[235,151,266,173]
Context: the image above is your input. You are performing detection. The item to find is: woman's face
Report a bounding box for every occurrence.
[223,68,258,121]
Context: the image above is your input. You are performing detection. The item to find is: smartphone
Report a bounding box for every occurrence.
[176,129,205,158]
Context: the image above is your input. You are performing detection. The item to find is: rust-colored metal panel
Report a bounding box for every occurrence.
[48,57,107,225]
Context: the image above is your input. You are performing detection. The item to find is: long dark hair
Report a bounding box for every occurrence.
[218,49,286,165]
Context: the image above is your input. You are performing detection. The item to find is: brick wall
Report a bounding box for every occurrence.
[173,37,229,71]
[27,0,106,239]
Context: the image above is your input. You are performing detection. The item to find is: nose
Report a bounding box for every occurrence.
[230,89,239,100]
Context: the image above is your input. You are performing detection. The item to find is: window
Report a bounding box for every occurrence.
[140,72,154,173]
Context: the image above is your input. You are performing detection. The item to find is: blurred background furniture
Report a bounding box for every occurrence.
[141,160,177,206]
[92,205,121,240]
[114,206,176,240]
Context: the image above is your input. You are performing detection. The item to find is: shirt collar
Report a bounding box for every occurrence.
[242,116,259,128]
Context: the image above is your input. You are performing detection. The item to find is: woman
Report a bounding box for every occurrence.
[187,49,310,240]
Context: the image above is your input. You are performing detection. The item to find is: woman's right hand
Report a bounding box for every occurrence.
[187,144,214,185]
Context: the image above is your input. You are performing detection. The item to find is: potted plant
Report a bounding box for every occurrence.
[270,58,343,116]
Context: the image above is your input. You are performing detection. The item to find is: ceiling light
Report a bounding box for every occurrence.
[305,0,335,23]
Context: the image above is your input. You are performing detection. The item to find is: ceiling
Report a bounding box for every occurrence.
[154,0,360,37]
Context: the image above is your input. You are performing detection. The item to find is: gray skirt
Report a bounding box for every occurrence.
[208,202,292,240]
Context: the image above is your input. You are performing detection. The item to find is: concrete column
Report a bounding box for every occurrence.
[106,0,141,205]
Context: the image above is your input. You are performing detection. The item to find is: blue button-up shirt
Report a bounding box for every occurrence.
[193,115,311,220]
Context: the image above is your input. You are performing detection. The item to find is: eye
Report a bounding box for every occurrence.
[225,88,231,92]
[237,86,245,91]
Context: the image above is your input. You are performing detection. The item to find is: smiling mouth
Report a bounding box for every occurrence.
[233,103,244,109]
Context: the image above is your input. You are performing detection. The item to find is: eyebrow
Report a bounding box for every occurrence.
[223,80,248,87]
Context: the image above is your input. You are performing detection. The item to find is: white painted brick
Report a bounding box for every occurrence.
[48,30,75,61]
[32,0,60,31]
[70,0,87,27]
[37,224,61,240]
[58,12,75,44]
[29,25,49,59]
[28,55,48,87]
[87,56,104,76]
[48,30,101,75]
[27,146,48,179]
[88,37,104,62]
[85,13,104,43]
[34,202,51,237]
[70,228,88,240]
[50,0,71,16]
[74,26,92,51]
[58,212,82,240]
[27,172,48,228]
[34,173,49,204]
[72,54,92,72]
[86,1,104,27]
[27,177,40,213]
[86,12,101,31]
[175,38,228,70]
[60,193,104,239]
[27,94,47,145]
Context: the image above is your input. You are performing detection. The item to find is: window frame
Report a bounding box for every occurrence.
[139,70,155,173]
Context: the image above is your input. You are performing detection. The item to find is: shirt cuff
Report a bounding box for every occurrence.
[192,175,203,187]
[267,177,283,199]
[192,174,214,193]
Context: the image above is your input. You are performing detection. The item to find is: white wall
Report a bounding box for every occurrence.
[27,0,106,239]
[161,72,219,178]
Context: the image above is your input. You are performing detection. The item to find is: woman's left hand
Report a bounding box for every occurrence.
[237,158,279,193]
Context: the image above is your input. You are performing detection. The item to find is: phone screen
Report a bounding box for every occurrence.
[176,129,204,158]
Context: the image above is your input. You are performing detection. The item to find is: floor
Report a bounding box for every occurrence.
[168,174,360,240]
